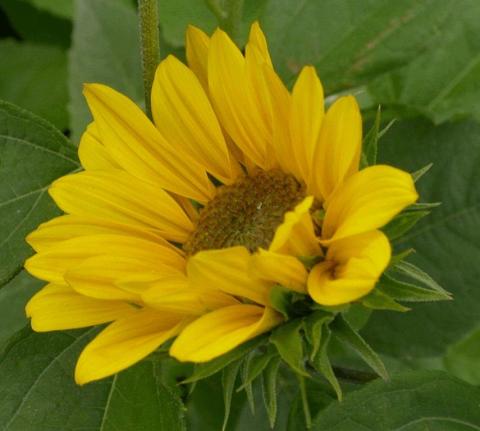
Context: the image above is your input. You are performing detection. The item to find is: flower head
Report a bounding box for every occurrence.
[24,22,417,384]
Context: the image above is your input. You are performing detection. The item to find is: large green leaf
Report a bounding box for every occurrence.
[0,40,68,130]
[158,0,267,47]
[0,0,72,48]
[0,327,186,430]
[68,0,143,143]
[368,0,480,124]
[363,119,480,358]
[261,0,455,90]
[444,326,480,385]
[312,370,480,430]
[0,271,41,347]
[19,0,74,19]
[0,101,79,287]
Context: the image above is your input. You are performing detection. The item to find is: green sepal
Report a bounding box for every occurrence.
[331,315,388,380]
[381,273,451,302]
[261,356,282,429]
[183,335,267,383]
[237,346,276,392]
[303,310,334,361]
[382,209,430,241]
[310,324,343,401]
[360,105,381,168]
[239,353,256,414]
[390,260,449,296]
[270,319,309,376]
[411,162,433,182]
[389,248,415,267]
[269,285,308,319]
[221,359,242,431]
[362,289,410,312]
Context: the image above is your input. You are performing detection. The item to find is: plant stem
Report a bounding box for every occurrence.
[138,0,160,119]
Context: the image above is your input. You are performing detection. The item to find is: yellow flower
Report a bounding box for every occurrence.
[24,22,417,384]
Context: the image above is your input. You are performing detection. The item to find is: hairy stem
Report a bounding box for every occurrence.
[138,0,160,119]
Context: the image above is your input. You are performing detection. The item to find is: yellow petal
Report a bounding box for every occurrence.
[308,230,391,305]
[26,284,134,331]
[75,308,187,384]
[290,66,324,184]
[83,83,215,202]
[78,122,120,170]
[25,234,184,285]
[65,255,181,301]
[322,165,419,243]
[250,249,307,293]
[247,21,272,66]
[170,304,283,362]
[26,215,175,252]
[186,25,210,90]
[187,246,271,306]
[151,55,240,184]
[311,96,362,201]
[269,196,321,256]
[208,29,270,169]
[138,274,238,315]
[49,170,194,242]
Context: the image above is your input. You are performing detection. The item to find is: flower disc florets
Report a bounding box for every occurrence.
[184,170,306,255]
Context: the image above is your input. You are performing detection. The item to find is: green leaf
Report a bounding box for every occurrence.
[312,371,480,430]
[0,101,79,287]
[239,353,256,414]
[378,273,451,303]
[221,359,242,431]
[382,209,430,241]
[0,272,41,347]
[69,0,143,143]
[331,315,388,380]
[311,325,342,401]
[0,40,68,130]
[270,319,308,376]
[363,119,480,358]
[261,356,281,429]
[362,289,410,312]
[21,0,74,19]
[1,0,72,48]
[0,327,186,430]
[158,0,266,47]
[261,0,455,90]
[444,326,480,385]
[183,335,267,383]
[368,1,480,124]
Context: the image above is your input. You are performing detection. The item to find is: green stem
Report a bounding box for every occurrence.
[138,0,160,119]
[298,375,312,429]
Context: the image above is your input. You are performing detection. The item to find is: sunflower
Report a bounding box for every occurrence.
[24,22,417,385]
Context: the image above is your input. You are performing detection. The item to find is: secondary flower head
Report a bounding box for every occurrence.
[24,22,417,384]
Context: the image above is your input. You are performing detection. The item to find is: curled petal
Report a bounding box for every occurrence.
[322,165,418,243]
[170,305,283,362]
[308,230,391,305]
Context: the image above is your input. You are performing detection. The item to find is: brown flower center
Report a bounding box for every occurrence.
[184,170,306,255]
